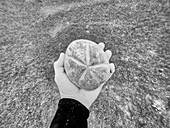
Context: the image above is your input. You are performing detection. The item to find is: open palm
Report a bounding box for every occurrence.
[54,43,115,109]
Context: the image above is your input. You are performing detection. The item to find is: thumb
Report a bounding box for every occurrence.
[54,53,65,75]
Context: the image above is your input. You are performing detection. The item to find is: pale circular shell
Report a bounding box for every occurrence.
[64,39,110,91]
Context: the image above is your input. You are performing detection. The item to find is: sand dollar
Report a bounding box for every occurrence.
[64,39,110,91]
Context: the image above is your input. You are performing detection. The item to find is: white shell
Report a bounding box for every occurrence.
[64,39,110,91]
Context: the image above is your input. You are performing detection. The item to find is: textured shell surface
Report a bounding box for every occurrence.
[64,39,110,91]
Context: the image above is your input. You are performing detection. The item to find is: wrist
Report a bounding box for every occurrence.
[74,97,91,109]
[61,95,91,109]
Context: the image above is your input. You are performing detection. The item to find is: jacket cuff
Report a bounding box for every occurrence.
[59,98,90,119]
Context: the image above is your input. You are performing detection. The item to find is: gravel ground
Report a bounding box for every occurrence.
[0,0,170,128]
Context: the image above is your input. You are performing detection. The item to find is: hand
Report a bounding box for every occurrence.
[54,43,115,109]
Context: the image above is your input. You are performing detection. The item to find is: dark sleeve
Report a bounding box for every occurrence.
[50,98,90,128]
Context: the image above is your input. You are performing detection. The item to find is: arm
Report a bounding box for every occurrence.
[52,43,115,128]
[50,98,89,128]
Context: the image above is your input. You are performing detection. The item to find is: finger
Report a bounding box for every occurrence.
[105,50,112,59]
[98,42,105,50]
[104,63,115,82]
[109,63,115,74]
[54,53,65,74]
[55,53,65,67]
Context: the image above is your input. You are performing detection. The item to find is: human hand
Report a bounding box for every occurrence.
[54,43,115,109]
